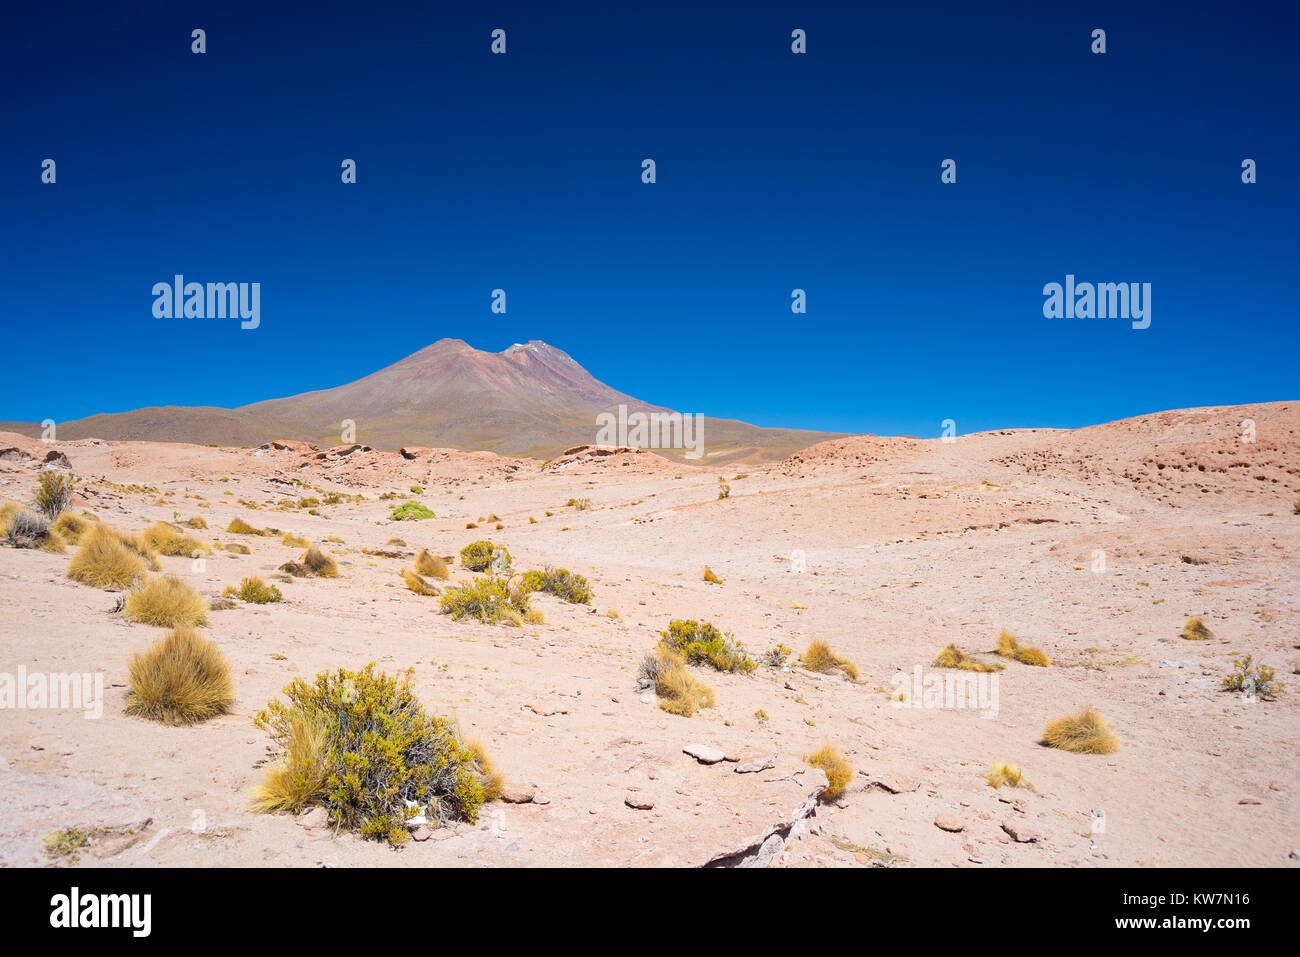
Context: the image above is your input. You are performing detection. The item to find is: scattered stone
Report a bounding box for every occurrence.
[410,826,432,842]
[296,807,328,829]
[526,702,568,716]
[501,787,535,804]
[933,814,965,833]
[42,450,72,469]
[734,753,777,774]
[624,793,654,810]
[1238,797,1261,805]
[862,772,919,794]
[532,794,551,805]
[1001,820,1042,843]
[683,743,726,764]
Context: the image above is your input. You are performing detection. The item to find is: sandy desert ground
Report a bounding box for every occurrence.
[1,401,1297,868]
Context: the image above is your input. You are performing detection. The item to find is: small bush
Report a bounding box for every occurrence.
[805,745,852,800]
[660,619,756,673]
[984,761,1030,789]
[391,502,435,521]
[227,517,268,535]
[402,568,440,596]
[440,576,529,624]
[282,545,339,578]
[52,511,91,545]
[142,521,209,557]
[934,644,997,673]
[1222,655,1284,699]
[1181,617,1211,640]
[281,531,310,548]
[460,540,511,573]
[234,576,282,603]
[35,470,78,520]
[802,639,859,680]
[638,647,715,717]
[253,664,487,843]
[224,542,251,555]
[519,567,592,604]
[994,631,1050,666]
[1042,709,1119,754]
[124,575,209,628]
[702,565,723,584]
[415,549,450,579]
[182,516,208,529]
[566,498,592,511]
[66,524,151,589]
[4,507,64,551]
[124,626,233,725]
[523,608,545,625]
[410,486,423,495]
[764,643,793,667]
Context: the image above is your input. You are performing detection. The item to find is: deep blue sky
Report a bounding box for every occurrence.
[3,1,1296,437]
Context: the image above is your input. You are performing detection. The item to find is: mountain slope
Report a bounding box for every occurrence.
[0,339,842,464]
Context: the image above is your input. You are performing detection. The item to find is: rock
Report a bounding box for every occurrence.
[624,793,654,810]
[532,794,551,805]
[526,702,568,716]
[410,826,432,842]
[802,768,829,797]
[296,807,328,829]
[500,787,535,804]
[1238,797,1262,805]
[0,448,28,462]
[933,814,966,833]
[42,450,72,469]
[734,753,777,774]
[863,772,919,794]
[683,743,727,764]
[1001,820,1042,843]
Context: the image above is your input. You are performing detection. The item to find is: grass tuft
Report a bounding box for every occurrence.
[994,631,1050,666]
[414,549,450,579]
[1181,617,1211,640]
[124,626,233,725]
[934,644,998,673]
[66,524,152,589]
[1042,708,1119,754]
[124,575,209,628]
[702,565,723,584]
[805,745,852,800]
[802,639,860,680]
[402,568,440,596]
[638,646,715,717]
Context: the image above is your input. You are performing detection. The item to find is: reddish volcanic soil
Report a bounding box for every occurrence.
[1,401,1297,868]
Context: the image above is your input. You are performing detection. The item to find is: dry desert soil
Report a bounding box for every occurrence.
[1,402,1297,868]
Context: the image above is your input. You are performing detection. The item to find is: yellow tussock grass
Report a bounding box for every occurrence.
[250,714,329,814]
[934,644,997,673]
[467,739,505,802]
[984,761,1030,789]
[124,575,209,628]
[1042,708,1119,754]
[802,639,860,680]
[995,631,1050,666]
[805,745,852,800]
[66,524,150,589]
[124,626,233,725]
[414,549,450,579]
[402,568,439,596]
[142,521,210,557]
[703,565,723,584]
[1181,617,1210,640]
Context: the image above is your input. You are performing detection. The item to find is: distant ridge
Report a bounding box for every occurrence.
[0,339,842,465]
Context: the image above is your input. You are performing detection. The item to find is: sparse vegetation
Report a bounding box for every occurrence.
[638,646,715,717]
[984,761,1031,789]
[764,643,793,668]
[519,567,592,604]
[1222,656,1283,699]
[124,575,209,628]
[391,502,435,521]
[1181,617,1211,640]
[660,619,756,673]
[1042,708,1119,754]
[805,745,852,800]
[402,568,440,596]
[123,626,233,725]
[566,498,591,511]
[802,639,859,680]
[66,524,153,589]
[933,644,998,673]
[281,531,310,548]
[439,576,529,624]
[702,565,723,584]
[281,545,339,578]
[994,631,1050,666]
[253,664,489,843]
[227,517,269,536]
[414,549,450,579]
[466,740,504,802]
[228,576,282,604]
[52,510,92,545]
[460,540,511,573]
[142,521,210,557]
[35,470,78,519]
[4,507,64,551]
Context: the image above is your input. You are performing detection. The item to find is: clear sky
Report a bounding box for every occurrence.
[3,1,1296,438]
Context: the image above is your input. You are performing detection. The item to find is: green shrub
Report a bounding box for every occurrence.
[439,577,529,624]
[1222,656,1284,699]
[660,619,756,674]
[519,567,592,604]
[460,540,511,573]
[36,471,79,520]
[233,576,282,603]
[253,665,486,844]
[390,502,435,521]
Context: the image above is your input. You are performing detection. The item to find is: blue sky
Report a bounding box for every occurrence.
[2,1,1296,438]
